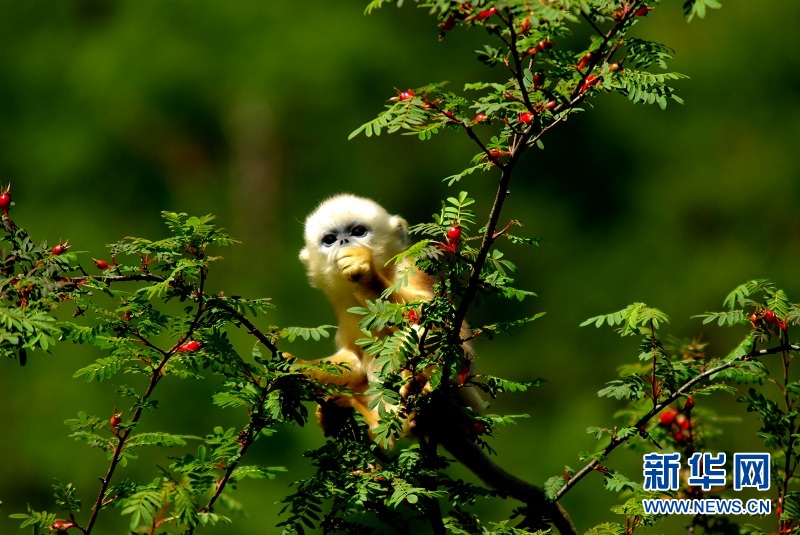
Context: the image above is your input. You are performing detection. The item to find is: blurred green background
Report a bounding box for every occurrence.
[1,1,799,533]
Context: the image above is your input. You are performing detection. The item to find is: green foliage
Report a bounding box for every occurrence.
[18,1,794,534]
[578,282,799,534]
[2,212,320,534]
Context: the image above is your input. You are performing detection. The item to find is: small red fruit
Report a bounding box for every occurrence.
[777,320,787,331]
[177,340,202,353]
[471,421,486,434]
[473,112,487,123]
[580,74,601,92]
[532,72,545,89]
[447,226,462,243]
[543,100,557,110]
[519,17,531,33]
[676,414,690,431]
[634,6,650,17]
[459,364,471,386]
[51,521,75,532]
[764,309,778,324]
[750,313,759,325]
[110,412,122,427]
[475,6,497,20]
[439,16,456,32]
[577,52,593,71]
[518,111,534,125]
[488,149,505,160]
[0,187,11,217]
[659,411,677,426]
[399,90,415,101]
[52,241,69,256]
[609,62,621,72]
[536,39,553,52]
[407,309,419,325]
[93,259,110,270]
[684,396,695,412]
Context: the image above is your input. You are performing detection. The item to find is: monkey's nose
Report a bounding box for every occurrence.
[340,239,349,245]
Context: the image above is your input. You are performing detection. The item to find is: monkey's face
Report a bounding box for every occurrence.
[299,194,409,292]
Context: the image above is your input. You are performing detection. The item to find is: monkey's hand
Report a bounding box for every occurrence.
[336,247,374,283]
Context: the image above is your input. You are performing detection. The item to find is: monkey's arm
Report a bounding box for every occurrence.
[336,247,431,303]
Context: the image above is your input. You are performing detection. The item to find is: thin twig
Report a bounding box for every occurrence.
[83,267,208,534]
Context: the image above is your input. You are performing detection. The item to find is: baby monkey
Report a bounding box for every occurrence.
[297,194,576,535]
[298,193,436,433]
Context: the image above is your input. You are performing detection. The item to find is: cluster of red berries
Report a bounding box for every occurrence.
[750,309,787,331]
[659,396,695,443]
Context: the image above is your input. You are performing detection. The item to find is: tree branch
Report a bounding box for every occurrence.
[554,341,799,502]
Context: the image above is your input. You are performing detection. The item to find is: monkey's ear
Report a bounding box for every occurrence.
[391,216,409,246]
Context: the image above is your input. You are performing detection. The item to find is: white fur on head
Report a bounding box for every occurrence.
[299,194,409,291]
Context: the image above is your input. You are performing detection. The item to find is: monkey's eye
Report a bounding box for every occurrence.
[350,225,367,237]
[321,234,337,246]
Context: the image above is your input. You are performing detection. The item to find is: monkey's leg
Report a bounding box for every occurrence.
[293,348,363,386]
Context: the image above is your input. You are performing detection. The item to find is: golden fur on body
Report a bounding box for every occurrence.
[299,194,434,432]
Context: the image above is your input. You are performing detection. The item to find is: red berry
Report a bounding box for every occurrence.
[777,320,787,331]
[749,313,759,325]
[518,111,534,125]
[177,340,202,353]
[609,62,621,72]
[543,100,557,110]
[580,74,601,92]
[684,396,695,412]
[93,259,110,270]
[676,414,690,430]
[447,226,462,243]
[659,411,678,426]
[110,412,122,427]
[471,421,486,434]
[488,149,505,159]
[764,310,778,324]
[519,17,531,33]
[51,521,75,532]
[532,72,545,89]
[473,112,487,123]
[577,52,593,71]
[536,39,553,52]
[673,430,689,443]
[634,6,650,16]
[0,188,11,218]
[399,90,415,101]
[439,16,456,32]
[475,6,497,20]
[459,364,471,386]
[52,241,69,256]
[407,309,419,324]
